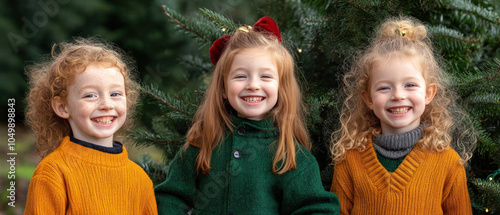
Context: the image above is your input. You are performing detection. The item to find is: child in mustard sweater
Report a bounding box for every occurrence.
[24,38,157,214]
[330,17,476,214]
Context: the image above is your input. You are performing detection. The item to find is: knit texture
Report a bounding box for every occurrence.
[373,125,423,172]
[372,124,423,159]
[24,136,158,215]
[331,137,472,215]
[155,116,340,215]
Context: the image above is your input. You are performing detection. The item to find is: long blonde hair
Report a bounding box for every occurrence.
[331,16,476,164]
[186,29,311,175]
[25,37,140,157]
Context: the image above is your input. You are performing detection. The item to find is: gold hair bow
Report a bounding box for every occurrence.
[237,25,253,33]
[399,28,413,37]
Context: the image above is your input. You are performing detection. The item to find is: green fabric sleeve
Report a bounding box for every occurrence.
[155,147,199,215]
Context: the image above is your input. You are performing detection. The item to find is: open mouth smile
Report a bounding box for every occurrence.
[387,107,411,114]
[242,96,265,103]
[91,116,115,124]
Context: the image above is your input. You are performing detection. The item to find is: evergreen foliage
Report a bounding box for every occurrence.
[135,0,500,212]
[471,176,500,214]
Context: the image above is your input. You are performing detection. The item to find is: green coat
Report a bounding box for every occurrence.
[155,116,340,215]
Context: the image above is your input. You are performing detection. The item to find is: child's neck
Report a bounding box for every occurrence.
[381,122,421,135]
[72,134,114,147]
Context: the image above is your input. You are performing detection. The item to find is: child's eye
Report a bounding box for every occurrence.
[235,75,246,79]
[111,92,122,97]
[377,86,390,91]
[84,94,96,98]
[262,75,273,79]
[406,83,417,88]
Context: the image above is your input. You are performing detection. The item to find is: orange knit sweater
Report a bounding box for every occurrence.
[24,136,158,214]
[331,138,472,215]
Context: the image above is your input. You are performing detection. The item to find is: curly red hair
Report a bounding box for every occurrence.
[25,37,140,157]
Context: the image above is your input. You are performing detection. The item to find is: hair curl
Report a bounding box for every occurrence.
[330,16,476,165]
[25,37,140,157]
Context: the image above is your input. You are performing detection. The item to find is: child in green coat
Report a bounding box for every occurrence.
[155,16,340,214]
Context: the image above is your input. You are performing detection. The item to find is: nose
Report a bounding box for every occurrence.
[246,77,261,90]
[99,96,114,110]
[391,87,406,100]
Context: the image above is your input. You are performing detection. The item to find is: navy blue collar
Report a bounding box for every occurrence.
[70,136,123,154]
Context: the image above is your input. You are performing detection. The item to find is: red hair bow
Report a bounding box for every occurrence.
[209,16,282,66]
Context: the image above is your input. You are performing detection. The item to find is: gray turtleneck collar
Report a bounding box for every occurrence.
[373,125,424,159]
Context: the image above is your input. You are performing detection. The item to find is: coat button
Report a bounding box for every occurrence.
[237,128,245,135]
[233,150,241,158]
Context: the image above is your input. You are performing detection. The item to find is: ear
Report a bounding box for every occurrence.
[425,83,437,105]
[51,96,70,119]
[361,90,374,110]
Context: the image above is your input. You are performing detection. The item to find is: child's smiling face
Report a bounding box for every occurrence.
[55,64,127,146]
[362,56,436,135]
[224,48,279,121]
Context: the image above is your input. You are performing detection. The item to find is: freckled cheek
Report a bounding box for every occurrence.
[411,91,427,101]
[114,99,127,115]
[371,94,387,107]
[227,85,241,97]
[75,106,94,118]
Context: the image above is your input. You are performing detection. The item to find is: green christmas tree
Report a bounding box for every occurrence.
[133,0,500,213]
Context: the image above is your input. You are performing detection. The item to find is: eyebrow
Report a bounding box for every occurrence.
[77,84,125,94]
[374,76,423,83]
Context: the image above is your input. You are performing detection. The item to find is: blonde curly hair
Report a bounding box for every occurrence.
[330,16,476,165]
[25,37,140,157]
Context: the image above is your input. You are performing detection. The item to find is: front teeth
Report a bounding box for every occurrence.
[389,107,409,114]
[93,117,114,124]
[243,97,263,102]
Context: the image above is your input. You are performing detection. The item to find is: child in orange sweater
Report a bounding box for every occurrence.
[24,38,157,214]
[330,17,476,214]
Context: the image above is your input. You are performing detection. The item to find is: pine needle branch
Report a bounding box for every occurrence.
[137,154,168,185]
[136,132,176,144]
[199,8,237,32]
[346,0,374,18]
[471,178,500,212]
[132,129,184,148]
[466,93,500,104]
[141,85,189,115]
[445,0,500,24]
[469,115,499,156]
[161,5,208,42]
[429,25,477,43]
[453,60,500,94]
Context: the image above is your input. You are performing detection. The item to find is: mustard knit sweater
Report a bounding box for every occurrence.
[331,138,472,215]
[24,136,158,215]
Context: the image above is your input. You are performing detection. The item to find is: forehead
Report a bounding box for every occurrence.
[370,56,424,82]
[72,64,125,86]
[375,52,422,67]
[230,48,277,69]
[234,48,275,60]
